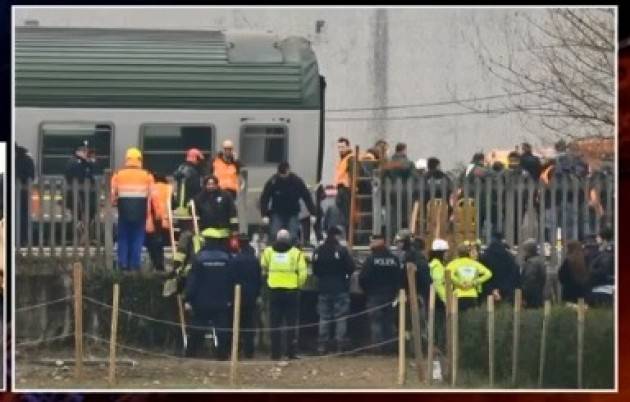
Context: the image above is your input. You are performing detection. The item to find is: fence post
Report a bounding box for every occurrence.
[103,170,114,271]
[397,288,407,386]
[487,295,495,388]
[405,263,424,383]
[511,288,522,386]
[426,285,436,385]
[230,284,242,386]
[538,300,551,388]
[577,298,585,389]
[73,262,84,379]
[108,283,120,386]
[451,292,459,387]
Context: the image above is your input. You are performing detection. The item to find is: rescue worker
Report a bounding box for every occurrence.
[446,242,493,311]
[334,137,354,234]
[210,139,241,199]
[173,148,205,216]
[184,231,236,360]
[111,148,154,271]
[231,233,262,358]
[194,175,239,239]
[312,226,355,354]
[145,174,171,271]
[260,229,308,360]
[260,161,316,243]
[428,238,449,349]
[64,143,96,223]
[359,234,403,354]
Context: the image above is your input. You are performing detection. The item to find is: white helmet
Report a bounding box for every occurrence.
[415,158,428,170]
[222,139,234,149]
[431,238,449,251]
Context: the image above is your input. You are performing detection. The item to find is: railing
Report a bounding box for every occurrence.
[373,171,614,260]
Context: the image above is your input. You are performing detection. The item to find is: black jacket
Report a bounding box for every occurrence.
[173,161,203,209]
[312,239,355,294]
[480,240,521,300]
[589,243,614,288]
[185,244,236,310]
[231,244,262,305]
[520,255,546,308]
[519,152,542,180]
[359,246,403,298]
[193,189,238,232]
[400,245,432,304]
[64,155,95,185]
[558,259,590,303]
[16,145,35,184]
[260,173,316,217]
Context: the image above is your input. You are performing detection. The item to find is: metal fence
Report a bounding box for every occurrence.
[373,171,614,260]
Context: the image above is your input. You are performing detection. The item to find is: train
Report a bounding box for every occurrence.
[15,26,326,230]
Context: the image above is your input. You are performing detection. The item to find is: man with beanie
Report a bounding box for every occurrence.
[260,229,308,360]
[479,231,520,303]
[231,233,262,358]
[312,226,355,354]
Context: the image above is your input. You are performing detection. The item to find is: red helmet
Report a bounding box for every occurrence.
[186,148,204,163]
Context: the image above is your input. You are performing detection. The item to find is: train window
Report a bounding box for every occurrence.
[140,124,214,176]
[240,125,287,166]
[39,122,113,176]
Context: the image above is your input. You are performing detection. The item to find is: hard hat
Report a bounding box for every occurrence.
[186,148,204,163]
[126,147,142,160]
[431,238,449,251]
[395,229,412,242]
[415,158,428,170]
[222,139,234,149]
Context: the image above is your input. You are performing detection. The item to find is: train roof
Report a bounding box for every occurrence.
[15,27,321,110]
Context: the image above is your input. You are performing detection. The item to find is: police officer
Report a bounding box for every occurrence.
[260,229,307,360]
[359,234,403,354]
[446,242,493,311]
[312,226,355,354]
[110,148,154,271]
[231,233,262,358]
[184,231,236,360]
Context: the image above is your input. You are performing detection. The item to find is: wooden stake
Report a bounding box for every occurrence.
[405,263,425,382]
[577,298,585,389]
[487,295,495,388]
[73,262,83,379]
[426,285,436,384]
[230,285,242,386]
[511,288,522,386]
[538,300,551,388]
[108,283,120,386]
[451,292,459,387]
[445,270,453,382]
[398,288,407,386]
[410,201,420,236]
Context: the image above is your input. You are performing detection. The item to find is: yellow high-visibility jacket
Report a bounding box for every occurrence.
[429,258,447,303]
[446,257,492,299]
[260,245,308,290]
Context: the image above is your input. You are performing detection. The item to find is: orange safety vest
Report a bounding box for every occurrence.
[213,157,239,193]
[335,152,353,187]
[110,159,154,221]
[146,181,171,233]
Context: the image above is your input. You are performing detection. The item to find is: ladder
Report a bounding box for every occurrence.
[348,146,382,247]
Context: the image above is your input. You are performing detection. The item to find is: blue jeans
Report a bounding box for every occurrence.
[317,292,350,345]
[270,213,300,243]
[117,219,146,270]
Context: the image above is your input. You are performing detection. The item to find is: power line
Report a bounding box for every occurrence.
[326,108,511,122]
[325,89,543,113]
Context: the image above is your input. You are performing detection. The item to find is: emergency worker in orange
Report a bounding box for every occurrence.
[210,139,242,199]
[111,148,154,271]
[334,137,353,234]
[146,173,171,271]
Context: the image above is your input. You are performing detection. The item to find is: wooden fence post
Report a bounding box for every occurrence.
[488,295,495,388]
[538,300,551,388]
[451,292,459,387]
[405,263,425,383]
[108,283,120,386]
[73,262,84,379]
[511,289,522,386]
[577,298,585,389]
[398,288,407,386]
[426,285,436,384]
[230,285,242,386]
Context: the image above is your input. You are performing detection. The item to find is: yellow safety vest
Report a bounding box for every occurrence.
[429,258,447,303]
[260,246,307,290]
[446,257,492,299]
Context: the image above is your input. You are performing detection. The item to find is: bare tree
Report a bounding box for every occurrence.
[463,8,615,140]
